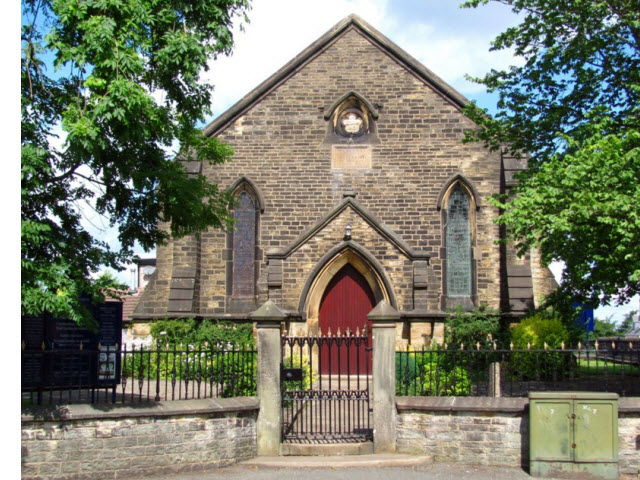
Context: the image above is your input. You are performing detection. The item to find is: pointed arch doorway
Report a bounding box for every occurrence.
[318,264,375,374]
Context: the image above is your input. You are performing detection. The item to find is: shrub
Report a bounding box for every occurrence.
[511,314,570,349]
[120,344,257,397]
[420,358,472,396]
[281,354,317,407]
[149,318,255,347]
[396,350,472,396]
[509,314,572,380]
[445,303,501,348]
[396,352,418,395]
[210,352,257,397]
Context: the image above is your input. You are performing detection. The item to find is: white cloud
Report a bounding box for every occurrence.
[203,0,394,119]
[201,0,522,122]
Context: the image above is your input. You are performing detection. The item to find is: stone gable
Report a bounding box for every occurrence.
[133,15,554,346]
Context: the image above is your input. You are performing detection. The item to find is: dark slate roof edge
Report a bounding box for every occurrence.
[265,196,430,261]
[202,14,470,138]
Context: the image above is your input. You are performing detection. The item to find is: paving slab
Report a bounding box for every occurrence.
[124,456,638,480]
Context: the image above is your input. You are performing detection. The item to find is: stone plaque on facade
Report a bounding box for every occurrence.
[331,145,372,169]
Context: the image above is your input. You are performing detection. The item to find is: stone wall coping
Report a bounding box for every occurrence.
[396,396,528,413]
[21,396,259,423]
[397,396,640,414]
[619,397,640,413]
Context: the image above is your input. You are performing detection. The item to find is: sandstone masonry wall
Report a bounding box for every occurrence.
[21,398,258,480]
[396,397,640,476]
[136,26,504,320]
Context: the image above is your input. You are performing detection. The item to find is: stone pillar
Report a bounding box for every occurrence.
[250,300,285,456]
[368,300,399,453]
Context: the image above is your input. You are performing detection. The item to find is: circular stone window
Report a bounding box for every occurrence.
[337,109,366,137]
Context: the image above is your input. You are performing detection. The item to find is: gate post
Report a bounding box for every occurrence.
[251,300,285,456]
[368,300,399,453]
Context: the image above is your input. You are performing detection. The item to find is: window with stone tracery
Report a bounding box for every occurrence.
[226,183,261,313]
[232,191,256,298]
[446,185,472,298]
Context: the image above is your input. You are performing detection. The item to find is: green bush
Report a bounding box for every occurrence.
[281,353,316,392]
[281,353,317,407]
[396,352,418,395]
[396,350,472,396]
[509,314,572,380]
[445,303,501,348]
[120,344,257,397]
[149,318,255,347]
[210,352,257,397]
[511,314,570,349]
[420,357,472,396]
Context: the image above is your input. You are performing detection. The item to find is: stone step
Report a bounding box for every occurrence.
[243,453,433,468]
[280,441,374,456]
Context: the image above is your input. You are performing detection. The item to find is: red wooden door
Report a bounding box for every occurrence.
[318,264,375,374]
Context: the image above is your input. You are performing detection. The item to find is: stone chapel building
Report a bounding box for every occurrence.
[132,15,557,346]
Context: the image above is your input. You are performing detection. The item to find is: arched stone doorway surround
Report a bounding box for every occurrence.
[298,241,397,335]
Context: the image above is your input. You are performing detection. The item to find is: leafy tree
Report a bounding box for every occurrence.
[592,317,618,339]
[21,0,250,327]
[461,0,640,307]
[616,310,638,335]
[94,270,129,293]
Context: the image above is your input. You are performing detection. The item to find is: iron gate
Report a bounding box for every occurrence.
[281,330,372,443]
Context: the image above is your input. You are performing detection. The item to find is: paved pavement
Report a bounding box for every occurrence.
[125,455,548,480]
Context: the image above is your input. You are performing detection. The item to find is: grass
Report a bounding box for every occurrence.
[577,358,640,376]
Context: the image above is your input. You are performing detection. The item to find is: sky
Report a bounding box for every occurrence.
[16,0,639,323]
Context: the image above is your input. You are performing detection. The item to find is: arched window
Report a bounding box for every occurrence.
[439,177,477,309]
[232,191,256,298]
[446,185,472,298]
[226,180,262,312]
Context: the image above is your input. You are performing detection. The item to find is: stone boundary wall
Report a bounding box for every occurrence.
[21,397,259,480]
[396,396,640,476]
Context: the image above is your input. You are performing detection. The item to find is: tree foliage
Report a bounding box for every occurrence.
[94,270,128,292]
[149,318,255,346]
[461,0,640,306]
[444,304,502,348]
[21,0,250,327]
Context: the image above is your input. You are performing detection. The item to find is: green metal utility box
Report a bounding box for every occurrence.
[529,392,619,479]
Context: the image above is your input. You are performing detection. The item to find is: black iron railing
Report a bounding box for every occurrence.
[21,342,257,405]
[281,332,372,443]
[396,341,640,397]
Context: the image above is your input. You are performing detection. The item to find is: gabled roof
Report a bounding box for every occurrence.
[265,194,430,261]
[203,14,470,137]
